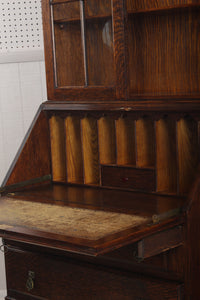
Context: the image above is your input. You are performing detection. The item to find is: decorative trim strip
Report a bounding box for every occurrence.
[0,175,52,194]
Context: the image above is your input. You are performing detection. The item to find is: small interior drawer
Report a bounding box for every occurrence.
[101,165,156,191]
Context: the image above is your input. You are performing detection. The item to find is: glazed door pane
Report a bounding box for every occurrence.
[85,0,114,86]
[52,1,85,87]
[52,0,114,88]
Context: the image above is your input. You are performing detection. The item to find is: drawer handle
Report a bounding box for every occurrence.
[26,271,35,292]
[120,177,129,182]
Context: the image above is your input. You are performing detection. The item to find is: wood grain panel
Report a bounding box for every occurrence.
[136,118,155,167]
[49,116,67,182]
[112,0,127,99]
[101,165,156,192]
[98,117,116,164]
[85,0,112,17]
[156,119,177,193]
[53,2,80,22]
[86,18,115,86]
[127,0,200,12]
[137,226,183,260]
[81,117,99,184]
[53,0,111,21]
[177,118,198,194]
[116,117,136,165]
[7,182,183,216]
[186,171,200,299]
[5,247,181,300]
[5,111,50,186]
[54,19,85,87]
[128,8,200,98]
[65,116,83,183]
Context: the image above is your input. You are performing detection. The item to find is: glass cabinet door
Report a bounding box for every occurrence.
[51,0,114,88]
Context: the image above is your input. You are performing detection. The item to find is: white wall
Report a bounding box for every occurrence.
[0,1,46,297]
[0,60,47,298]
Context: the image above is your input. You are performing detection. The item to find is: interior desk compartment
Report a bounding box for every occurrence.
[5,244,183,300]
[101,165,156,191]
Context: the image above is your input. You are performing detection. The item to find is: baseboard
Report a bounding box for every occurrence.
[0,290,7,300]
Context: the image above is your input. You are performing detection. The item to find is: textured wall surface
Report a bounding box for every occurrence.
[0,61,47,298]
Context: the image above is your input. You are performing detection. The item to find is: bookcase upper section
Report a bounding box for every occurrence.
[41,0,200,102]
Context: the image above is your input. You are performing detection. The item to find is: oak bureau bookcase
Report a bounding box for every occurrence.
[0,0,200,299]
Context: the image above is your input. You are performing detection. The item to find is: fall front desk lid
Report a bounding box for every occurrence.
[0,193,183,255]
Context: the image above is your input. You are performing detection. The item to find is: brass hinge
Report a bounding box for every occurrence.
[0,174,52,194]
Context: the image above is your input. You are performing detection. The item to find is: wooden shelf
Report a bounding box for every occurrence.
[54,14,112,24]
[101,164,154,170]
[127,2,200,14]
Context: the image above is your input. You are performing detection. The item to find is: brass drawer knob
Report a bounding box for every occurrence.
[26,271,35,292]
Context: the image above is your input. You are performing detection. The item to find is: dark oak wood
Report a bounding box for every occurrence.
[4,110,51,187]
[186,172,200,299]
[1,0,200,299]
[98,117,116,165]
[5,243,183,300]
[41,99,200,112]
[156,118,177,193]
[136,118,155,168]
[81,117,100,185]
[0,183,185,256]
[65,116,84,184]
[137,226,184,260]
[42,0,117,101]
[112,0,128,99]
[101,165,156,192]
[128,7,200,99]
[53,2,115,88]
[54,12,85,87]
[177,117,199,195]
[116,117,136,165]
[127,0,200,13]
[49,115,67,182]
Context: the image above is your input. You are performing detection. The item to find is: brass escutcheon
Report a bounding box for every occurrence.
[26,271,35,292]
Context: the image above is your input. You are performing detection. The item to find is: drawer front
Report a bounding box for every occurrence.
[101,165,156,191]
[5,246,183,300]
[106,227,185,279]
[137,226,184,260]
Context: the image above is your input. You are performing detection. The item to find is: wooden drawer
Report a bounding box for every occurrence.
[101,165,156,191]
[136,226,183,260]
[5,245,183,300]
[106,226,185,279]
